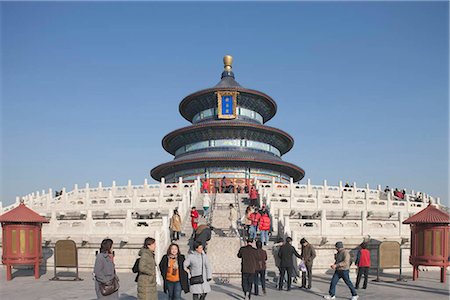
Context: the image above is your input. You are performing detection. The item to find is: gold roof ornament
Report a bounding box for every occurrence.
[223,55,233,71]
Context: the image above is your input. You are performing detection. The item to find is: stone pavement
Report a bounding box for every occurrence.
[1,266,449,300]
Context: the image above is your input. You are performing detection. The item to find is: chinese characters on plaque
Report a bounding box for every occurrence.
[217,91,238,119]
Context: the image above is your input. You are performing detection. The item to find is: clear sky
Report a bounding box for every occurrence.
[1,1,448,206]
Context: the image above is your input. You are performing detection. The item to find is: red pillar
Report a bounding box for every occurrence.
[34,261,40,279]
[6,264,12,281]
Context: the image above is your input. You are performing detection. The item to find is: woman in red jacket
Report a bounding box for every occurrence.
[249,185,258,206]
[355,242,371,289]
[258,212,271,246]
[190,207,199,237]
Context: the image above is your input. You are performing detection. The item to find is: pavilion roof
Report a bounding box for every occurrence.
[0,203,49,223]
[403,203,450,224]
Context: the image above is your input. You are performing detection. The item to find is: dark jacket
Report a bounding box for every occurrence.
[301,244,316,265]
[159,254,189,294]
[278,243,301,268]
[195,225,212,248]
[237,245,257,273]
[255,248,267,271]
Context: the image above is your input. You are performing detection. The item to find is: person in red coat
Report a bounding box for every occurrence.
[201,180,210,194]
[190,207,199,237]
[258,212,271,246]
[249,210,261,240]
[249,186,258,206]
[355,242,371,289]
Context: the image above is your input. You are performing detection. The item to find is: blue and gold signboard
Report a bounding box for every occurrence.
[217,91,238,119]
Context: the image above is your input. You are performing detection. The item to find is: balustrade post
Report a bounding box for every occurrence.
[320,209,327,236]
[361,211,367,237]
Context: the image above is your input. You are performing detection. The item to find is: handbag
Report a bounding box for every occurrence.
[189,254,204,285]
[97,276,119,296]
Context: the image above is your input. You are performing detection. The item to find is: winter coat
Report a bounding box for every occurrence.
[170,214,182,232]
[93,253,119,299]
[278,243,301,268]
[137,248,157,300]
[202,194,211,208]
[237,245,257,274]
[159,254,189,294]
[229,207,237,222]
[334,248,351,270]
[356,248,371,267]
[184,251,212,294]
[195,225,212,249]
[249,188,258,200]
[255,248,267,271]
[272,243,283,269]
[301,243,316,265]
[191,210,199,230]
[249,212,261,227]
[258,214,271,231]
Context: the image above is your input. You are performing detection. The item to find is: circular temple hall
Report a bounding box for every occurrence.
[151,56,305,187]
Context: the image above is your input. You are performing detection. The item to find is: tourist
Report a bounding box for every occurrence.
[249,209,261,240]
[323,241,358,300]
[300,238,316,289]
[194,224,212,252]
[272,238,284,289]
[355,242,371,290]
[253,240,267,296]
[384,186,390,193]
[237,238,257,300]
[94,238,119,299]
[249,185,258,206]
[278,237,301,291]
[202,193,211,220]
[137,237,157,300]
[191,207,200,237]
[258,211,270,246]
[170,209,182,242]
[214,179,220,194]
[201,179,209,193]
[344,182,350,192]
[159,243,189,300]
[184,241,212,300]
[228,204,239,237]
[242,206,253,238]
[221,176,227,193]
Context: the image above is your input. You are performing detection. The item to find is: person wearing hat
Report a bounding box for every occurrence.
[237,238,257,300]
[323,242,358,300]
[300,238,316,289]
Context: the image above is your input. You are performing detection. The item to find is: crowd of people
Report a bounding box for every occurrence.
[93,182,371,300]
[94,237,213,300]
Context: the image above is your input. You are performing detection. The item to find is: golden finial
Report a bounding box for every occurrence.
[223,55,233,71]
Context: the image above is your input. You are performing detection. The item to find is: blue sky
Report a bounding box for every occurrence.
[1,2,448,206]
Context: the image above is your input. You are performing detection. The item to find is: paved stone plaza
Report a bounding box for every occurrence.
[1,266,448,300]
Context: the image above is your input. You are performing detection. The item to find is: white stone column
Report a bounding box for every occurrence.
[321,209,327,236]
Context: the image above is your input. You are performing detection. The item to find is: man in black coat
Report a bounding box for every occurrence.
[237,238,257,300]
[278,236,301,291]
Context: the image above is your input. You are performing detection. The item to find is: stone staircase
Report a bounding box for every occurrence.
[176,193,283,282]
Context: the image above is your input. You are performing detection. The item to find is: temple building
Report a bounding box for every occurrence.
[151,56,305,188]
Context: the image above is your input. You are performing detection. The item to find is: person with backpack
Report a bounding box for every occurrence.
[323,241,358,300]
[137,237,157,300]
[159,243,189,300]
[194,224,212,252]
[355,242,371,290]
